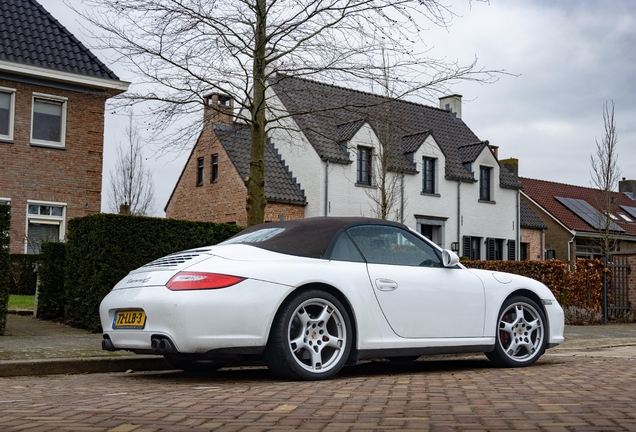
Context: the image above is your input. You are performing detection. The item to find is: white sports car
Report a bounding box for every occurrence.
[100,217,564,380]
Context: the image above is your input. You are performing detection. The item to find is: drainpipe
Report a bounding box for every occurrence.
[457,180,462,250]
[567,233,576,270]
[516,190,521,260]
[324,159,329,216]
[400,172,405,224]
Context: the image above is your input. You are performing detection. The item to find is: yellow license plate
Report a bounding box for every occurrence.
[113,310,147,329]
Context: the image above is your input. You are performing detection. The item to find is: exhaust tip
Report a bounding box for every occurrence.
[151,336,177,354]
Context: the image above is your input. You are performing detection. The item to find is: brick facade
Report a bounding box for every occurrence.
[164,101,305,226]
[520,228,543,260]
[0,79,109,253]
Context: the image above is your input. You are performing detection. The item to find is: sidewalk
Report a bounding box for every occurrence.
[2,311,636,377]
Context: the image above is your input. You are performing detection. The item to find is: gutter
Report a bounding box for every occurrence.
[324,159,329,216]
[457,180,462,252]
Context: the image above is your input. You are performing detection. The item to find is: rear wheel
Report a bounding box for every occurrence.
[486,296,547,368]
[164,356,225,373]
[263,290,352,380]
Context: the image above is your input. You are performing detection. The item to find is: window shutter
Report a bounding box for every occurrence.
[507,240,516,261]
[486,238,496,260]
[463,236,471,258]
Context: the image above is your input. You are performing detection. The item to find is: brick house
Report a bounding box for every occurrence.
[521,177,636,261]
[166,75,522,260]
[0,0,129,253]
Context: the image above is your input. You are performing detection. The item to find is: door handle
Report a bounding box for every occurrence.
[375,278,398,291]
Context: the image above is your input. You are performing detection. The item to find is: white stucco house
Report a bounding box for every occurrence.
[166,74,521,260]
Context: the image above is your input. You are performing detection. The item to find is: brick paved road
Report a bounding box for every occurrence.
[1,355,635,431]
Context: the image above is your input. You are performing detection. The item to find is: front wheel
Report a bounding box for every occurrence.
[486,296,547,368]
[263,290,352,380]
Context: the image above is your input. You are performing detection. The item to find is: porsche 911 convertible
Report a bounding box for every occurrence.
[100,217,564,380]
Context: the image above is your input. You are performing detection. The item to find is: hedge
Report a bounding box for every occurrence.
[463,258,606,311]
[9,254,40,295]
[0,204,11,334]
[63,214,243,331]
[37,242,67,320]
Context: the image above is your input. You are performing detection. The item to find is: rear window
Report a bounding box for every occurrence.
[222,228,285,244]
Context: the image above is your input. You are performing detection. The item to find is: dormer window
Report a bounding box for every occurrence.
[356,146,372,186]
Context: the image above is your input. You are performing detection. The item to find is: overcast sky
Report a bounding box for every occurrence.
[38,0,636,217]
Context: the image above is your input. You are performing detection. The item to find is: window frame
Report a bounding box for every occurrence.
[356,146,373,186]
[25,200,66,254]
[196,157,204,186]
[211,153,219,183]
[30,92,68,148]
[422,157,436,194]
[479,166,492,202]
[0,86,16,142]
[463,236,481,260]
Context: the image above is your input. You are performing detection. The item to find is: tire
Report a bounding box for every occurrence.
[486,296,547,368]
[263,289,352,380]
[164,355,225,373]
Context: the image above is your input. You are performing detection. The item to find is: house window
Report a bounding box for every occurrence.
[196,157,204,186]
[486,238,504,260]
[26,201,65,254]
[417,216,446,247]
[520,243,529,260]
[31,93,67,147]
[0,87,16,141]
[479,166,491,201]
[211,154,219,183]
[422,157,436,194]
[357,146,372,186]
[462,236,481,260]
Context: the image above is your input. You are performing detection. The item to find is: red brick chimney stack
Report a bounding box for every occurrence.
[204,93,234,126]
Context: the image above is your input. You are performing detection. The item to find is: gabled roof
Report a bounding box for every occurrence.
[521,177,636,236]
[214,124,306,205]
[520,199,548,230]
[336,119,366,143]
[458,142,487,164]
[270,74,521,188]
[401,131,431,154]
[0,0,119,80]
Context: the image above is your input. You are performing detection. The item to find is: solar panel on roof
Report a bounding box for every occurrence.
[620,205,636,221]
[555,196,624,232]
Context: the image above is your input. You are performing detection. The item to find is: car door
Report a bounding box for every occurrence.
[346,225,485,339]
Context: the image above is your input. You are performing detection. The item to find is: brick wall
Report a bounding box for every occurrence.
[0,79,108,253]
[165,126,304,226]
[520,228,543,260]
[522,197,574,261]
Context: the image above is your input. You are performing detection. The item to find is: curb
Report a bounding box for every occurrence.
[0,356,174,378]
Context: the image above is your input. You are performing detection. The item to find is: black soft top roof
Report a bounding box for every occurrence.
[225,216,406,259]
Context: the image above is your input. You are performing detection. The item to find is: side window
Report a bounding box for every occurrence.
[328,232,365,263]
[31,93,67,147]
[0,87,16,141]
[346,225,442,267]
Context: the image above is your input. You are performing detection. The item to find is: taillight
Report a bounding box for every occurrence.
[166,272,245,291]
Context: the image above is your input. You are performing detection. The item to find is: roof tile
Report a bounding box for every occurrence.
[0,0,119,80]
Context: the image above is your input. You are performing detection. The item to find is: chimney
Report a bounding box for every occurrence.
[500,158,519,179]
[119,203,130,215]
[204,93,234,126]
[439,94,462,119]
[619,178,636,199]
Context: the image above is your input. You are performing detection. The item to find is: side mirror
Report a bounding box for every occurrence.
[442,249,460,267]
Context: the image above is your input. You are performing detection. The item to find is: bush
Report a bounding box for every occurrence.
[63,214,243,331]
[37,242,67,320]
[9,254,40,295]
[463,258,606,311]
[0,204,11,334]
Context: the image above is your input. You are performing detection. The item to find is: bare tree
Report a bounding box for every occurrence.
[78,0,500,226]
[108,113,156,216]
[366,53,406,221]
[590,100,620,257]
